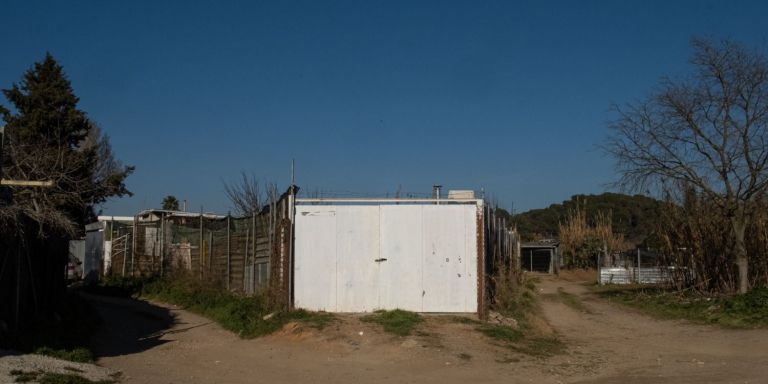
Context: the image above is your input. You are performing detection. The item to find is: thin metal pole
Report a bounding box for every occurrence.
[122,234,128,277]
[550,249,554,274]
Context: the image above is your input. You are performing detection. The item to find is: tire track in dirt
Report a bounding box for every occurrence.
[535,272,768,383]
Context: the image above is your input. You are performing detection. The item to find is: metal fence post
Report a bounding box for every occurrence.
[529,249,533,272]
[597,252,601,284]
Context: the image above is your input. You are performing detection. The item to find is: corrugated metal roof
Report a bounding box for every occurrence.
[136,209,226,220]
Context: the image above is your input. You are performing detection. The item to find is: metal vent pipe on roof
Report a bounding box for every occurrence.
[432,184,442,199]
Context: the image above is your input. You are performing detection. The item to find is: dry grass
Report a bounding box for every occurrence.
[558,199,630,268]
[654,191,768,293]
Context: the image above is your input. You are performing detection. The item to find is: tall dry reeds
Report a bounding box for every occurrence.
[558,199,630,268]
[655,190,768,293]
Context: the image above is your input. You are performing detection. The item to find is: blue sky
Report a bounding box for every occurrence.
[2,1,767,214]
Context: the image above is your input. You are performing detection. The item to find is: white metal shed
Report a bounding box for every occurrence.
[293,198,484,313]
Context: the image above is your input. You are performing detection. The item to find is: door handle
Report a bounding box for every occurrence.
[375,258,388,262]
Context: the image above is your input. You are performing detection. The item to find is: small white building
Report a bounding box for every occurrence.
[83,216,133,282]
[293,194,485,313]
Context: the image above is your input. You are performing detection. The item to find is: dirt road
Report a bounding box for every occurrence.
[537,273,768,383]
[87,274,768,383]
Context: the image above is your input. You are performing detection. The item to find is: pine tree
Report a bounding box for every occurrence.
[0,53,133,234]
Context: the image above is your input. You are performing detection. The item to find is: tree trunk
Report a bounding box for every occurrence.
[731,216,749,294]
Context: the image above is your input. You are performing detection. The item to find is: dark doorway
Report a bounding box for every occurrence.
[521,248,552,273]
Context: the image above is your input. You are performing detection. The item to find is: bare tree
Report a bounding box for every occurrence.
[605,38,768,293]
[224,172,262,216]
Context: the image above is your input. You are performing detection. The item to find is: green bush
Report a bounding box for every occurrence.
[34,347,93,363]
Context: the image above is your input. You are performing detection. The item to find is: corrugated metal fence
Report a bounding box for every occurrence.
[599,249,675,285]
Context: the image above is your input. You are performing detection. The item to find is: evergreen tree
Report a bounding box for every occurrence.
[0,53,133,234]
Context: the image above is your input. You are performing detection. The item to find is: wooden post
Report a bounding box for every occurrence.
[227,213,231,291]
[209,231,213,277]
[122,233,128,277]
[244,215,250,293]
[199,207,204,280]
[160,213,165,277]
[252,212,257,293]
[131,215,137,277]
[597,252,601,284]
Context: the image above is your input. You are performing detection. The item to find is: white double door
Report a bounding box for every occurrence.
[294,204,478,313]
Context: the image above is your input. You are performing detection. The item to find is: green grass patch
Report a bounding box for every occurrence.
[556,288,590,313]
[475,323,565,358]
[137,277,334,338]
[476,324,524,343]
[34,347,93,363]
[361,309,423,336]
[595,285,768,328]
[509,336,566,357]
[283,309,337,330]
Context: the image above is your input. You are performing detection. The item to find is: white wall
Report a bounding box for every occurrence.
[294,203,479,313]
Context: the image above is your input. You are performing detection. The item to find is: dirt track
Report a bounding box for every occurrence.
[88,274,768,383]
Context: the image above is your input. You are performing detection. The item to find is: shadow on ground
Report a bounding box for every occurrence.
[80,292,180,358]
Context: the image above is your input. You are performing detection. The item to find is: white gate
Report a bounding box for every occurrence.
[293,200,481,313]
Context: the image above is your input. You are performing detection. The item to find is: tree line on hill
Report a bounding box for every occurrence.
[509,192,663,245]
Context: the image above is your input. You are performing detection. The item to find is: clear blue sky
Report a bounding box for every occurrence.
[2,1,767,215]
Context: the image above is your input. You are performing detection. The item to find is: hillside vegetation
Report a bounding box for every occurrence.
[511,193,663,244]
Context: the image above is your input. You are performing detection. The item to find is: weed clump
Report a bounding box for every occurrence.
[138,277,335,338]
[34,347,93,363]
[361,309,423,336]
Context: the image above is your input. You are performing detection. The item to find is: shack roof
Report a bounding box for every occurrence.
[521,241,559,249]
[136,209,226,221]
